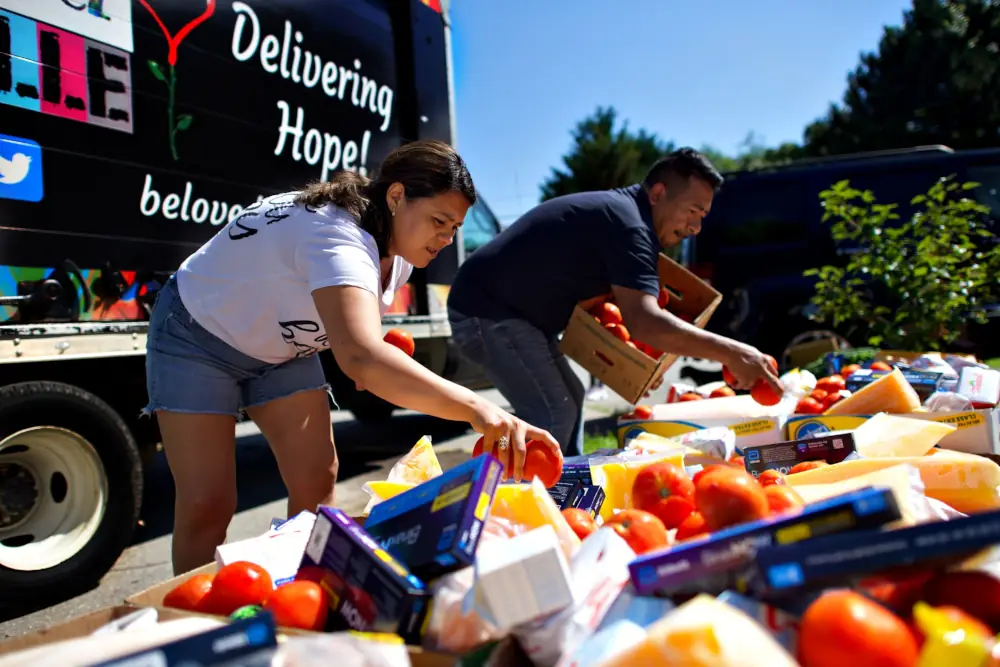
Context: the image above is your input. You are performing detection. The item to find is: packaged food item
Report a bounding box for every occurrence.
[576,485,606,518]
[299,508,430,643]
[629,486,902,596]
[549,480,585,510]
[589,450,685,522]
[743,433,857,478]
[364,454,504,581]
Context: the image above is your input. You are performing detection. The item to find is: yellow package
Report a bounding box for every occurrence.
[360,436,443,515]
[913,601,997,667]
[489,477,581,558]
[589,449,686,522]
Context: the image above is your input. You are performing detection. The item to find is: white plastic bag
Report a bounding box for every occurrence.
[270,633,411,667]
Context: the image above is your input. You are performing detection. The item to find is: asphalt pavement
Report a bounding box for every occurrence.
[0,357,717,641]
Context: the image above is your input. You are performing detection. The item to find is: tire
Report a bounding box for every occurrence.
[0,381,142,600]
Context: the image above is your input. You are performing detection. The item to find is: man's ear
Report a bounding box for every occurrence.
[647,182,668,205]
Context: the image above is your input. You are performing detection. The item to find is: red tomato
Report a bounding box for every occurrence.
[757,469,785,487]
[722,366,737,386]
[163,573,215,612]
[870,361,893,372]
[383,328,415,357]
[691,465,724,487]
[562,508,598,541]
[751,382,783,406]
[841,364,862,377]
[604,322,631,343]
[798,590,919,667]
[631,462,696,529]
[263,580,329,631]
[765,485,805,516]
[198,562,274,616]
[595,302,623,326]
[678,392,703,402]
[694,467,770,531]
[624,405,654,420]
[822,392,845,409]
[816,375,846,394]
[789,460,829,475]
[810,388,829,402]
[728,455,745,469]
[603,509,669,555]
[674,511,709,541]
[795,397,824,414]
[472,438,563,486]
[709,386,736,398]
[657,287,671,309]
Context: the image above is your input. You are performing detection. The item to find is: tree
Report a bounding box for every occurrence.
[540,107,671,201]
[804,0,1000,156]
[804,177,1000,350]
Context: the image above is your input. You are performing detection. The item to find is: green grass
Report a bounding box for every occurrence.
[583,432,619,454]
[988,358,1000,370]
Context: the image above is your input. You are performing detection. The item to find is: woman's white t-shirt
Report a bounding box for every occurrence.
[175,192,413,364]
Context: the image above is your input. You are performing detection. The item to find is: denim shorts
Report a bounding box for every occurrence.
[142,278,330,418]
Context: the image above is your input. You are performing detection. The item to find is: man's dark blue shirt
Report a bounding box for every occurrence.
[448,184,663,337]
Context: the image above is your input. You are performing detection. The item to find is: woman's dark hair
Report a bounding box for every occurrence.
[295,140,477,257]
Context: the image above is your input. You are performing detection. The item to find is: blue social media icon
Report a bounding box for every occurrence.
[0,134,43,202]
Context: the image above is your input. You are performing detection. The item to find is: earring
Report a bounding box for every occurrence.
[391,207,396,216]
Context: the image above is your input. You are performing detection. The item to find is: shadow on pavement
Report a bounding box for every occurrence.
[130,412,471,545]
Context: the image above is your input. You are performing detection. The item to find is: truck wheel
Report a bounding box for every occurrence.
[0,381,142,600]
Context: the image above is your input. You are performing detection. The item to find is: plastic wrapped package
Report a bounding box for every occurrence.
[624,427,736,463]
[270,633,412,667]
[361,436,443,514]
[489,478,582,559]
[925,390,976,413]
[588,450,686,521]
[423,516,524,653]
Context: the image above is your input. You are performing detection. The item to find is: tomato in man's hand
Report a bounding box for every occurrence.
[263,580,329,631]
[383,328,415,357]
[562,508,598,541]
[657,287,671,309]
[603,509,669,555]
[198,561,274,616]
[163,573,214,612]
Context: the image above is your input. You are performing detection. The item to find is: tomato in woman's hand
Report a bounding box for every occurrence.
[522,441,563,488]
[694,466,770,531]
[562,508,598,541]
[163,573,214,612]
[383,328,415,357]
[198,562,274,616]
[798,589,919,667]
[603,509,669,555]
[263,580,329,631]
[631,462,695,529]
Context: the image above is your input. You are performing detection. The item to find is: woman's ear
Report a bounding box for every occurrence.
[386,182,405,215]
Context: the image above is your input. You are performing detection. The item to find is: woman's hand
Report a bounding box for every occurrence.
[724,341,784,394]
[469,397,561,482]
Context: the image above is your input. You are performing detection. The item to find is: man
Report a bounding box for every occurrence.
[448,148,782,456]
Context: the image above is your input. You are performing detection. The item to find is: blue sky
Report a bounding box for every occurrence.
[450,0,913,224]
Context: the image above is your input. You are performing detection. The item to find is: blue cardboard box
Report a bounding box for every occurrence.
[629,486,901,596]
[365,454,504,581]
[300,508,429,643]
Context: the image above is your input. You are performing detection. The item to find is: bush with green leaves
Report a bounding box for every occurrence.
[804,177,1000,351]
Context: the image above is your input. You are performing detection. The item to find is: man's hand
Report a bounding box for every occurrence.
[723,342,783,395]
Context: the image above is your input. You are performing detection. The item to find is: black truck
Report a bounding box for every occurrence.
[0,0,500,599]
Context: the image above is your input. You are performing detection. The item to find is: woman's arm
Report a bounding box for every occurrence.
[314,284,482,422]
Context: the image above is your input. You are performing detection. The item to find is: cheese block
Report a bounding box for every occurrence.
[597,594,798,667]
[785,450,1000,514]
[824,368,921,415]
[853,413,957,458]
[792,463,928,527]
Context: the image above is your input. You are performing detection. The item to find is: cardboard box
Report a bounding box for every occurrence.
[749,505,1000,597]
[743,433,857,478]
[618,416,785,452]
[364,454,504,581]
[628,486,901,596]
[785,408,1000,455]
[559,254,722,404]
[301,508,430,642]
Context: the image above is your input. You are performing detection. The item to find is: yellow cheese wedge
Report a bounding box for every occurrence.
[824,368,921,415]
[791,463,926,526]
[598,594,798,667]
[853,413,957,458]
[785,450,1000,514]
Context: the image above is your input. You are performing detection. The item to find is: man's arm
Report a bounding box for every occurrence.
[613,285,783,392]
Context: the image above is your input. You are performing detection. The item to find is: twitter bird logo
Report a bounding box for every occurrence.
[0,134,43,202]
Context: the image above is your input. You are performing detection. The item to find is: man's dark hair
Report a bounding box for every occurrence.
[643,148,724,194]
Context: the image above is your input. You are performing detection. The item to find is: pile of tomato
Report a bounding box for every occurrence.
[586,287,696,361]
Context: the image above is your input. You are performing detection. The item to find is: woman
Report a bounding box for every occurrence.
[143,140,559,575]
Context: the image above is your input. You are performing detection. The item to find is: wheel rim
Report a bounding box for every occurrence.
[0,426,108,571]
